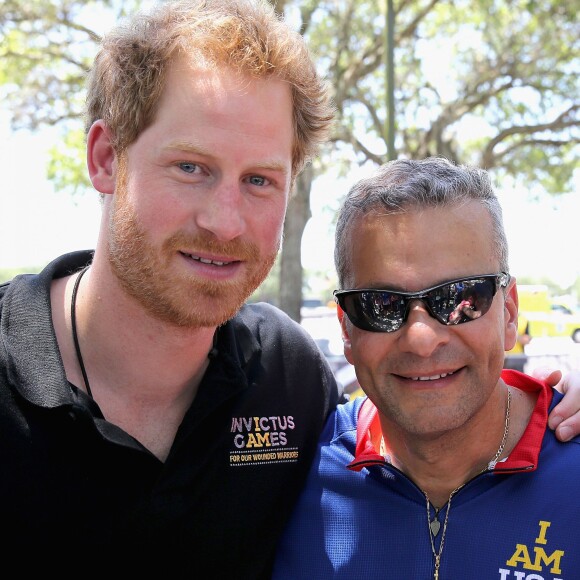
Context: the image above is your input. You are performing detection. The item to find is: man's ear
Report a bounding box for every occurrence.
[86,120,117,195]
[504,277,519,351]
[337,305,355,365]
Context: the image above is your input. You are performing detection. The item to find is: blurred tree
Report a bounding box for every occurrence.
[1,0,578,320]
[276,0,579,319]
[0,1,143,193]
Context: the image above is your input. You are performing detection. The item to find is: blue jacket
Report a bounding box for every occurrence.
[274,371,580,579]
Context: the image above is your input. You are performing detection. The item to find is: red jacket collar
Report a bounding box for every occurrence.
[347,370,552,473]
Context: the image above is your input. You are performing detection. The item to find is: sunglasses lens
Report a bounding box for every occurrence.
[339,291,406,332]
[337,275,501,332]
[429,278,496,324]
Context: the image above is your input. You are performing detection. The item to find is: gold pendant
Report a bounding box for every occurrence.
[434,555,441,580]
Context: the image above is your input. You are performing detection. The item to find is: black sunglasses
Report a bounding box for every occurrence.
[334,273,510,333]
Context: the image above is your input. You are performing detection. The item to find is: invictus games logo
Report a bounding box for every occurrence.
[229,415,299,466]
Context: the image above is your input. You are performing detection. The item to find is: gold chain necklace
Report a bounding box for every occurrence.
[425,387,512,580]
[425,484,461,580]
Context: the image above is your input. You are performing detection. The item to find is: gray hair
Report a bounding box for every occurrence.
[334,157,509,288]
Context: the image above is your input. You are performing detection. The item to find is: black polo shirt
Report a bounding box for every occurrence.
[0,251,339,577]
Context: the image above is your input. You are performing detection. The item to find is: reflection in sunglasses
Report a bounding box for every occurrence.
[334,273,510,333]
[448,299,482,324]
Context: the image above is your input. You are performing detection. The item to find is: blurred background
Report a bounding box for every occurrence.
[1,0,578,393]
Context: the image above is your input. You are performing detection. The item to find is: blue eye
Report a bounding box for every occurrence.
[248,175,266,186]
[179,162,199,174]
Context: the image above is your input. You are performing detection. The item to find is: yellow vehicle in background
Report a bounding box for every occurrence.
[517,285,580,343]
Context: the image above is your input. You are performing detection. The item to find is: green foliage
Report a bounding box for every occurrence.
[47,128,92,194]
[2,0,578,196]
[0,0,578,300]
[0,0,100,130]
[296,0,579,194]
[249,257,339,307]
[0,0,143,194]
[516,274,579,297]
[249,259,281,306]
[0,266,41,284]
[303,265,338,306]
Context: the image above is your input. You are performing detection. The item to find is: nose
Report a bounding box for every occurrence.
[397,299,450,357]
[195,181,246,241]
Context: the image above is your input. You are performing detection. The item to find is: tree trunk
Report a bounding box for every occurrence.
[279,164,313,321]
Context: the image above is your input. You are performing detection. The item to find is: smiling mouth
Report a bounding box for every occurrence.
[410,370,456,381]
[181,251,235,266]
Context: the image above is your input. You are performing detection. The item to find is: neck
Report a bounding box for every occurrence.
[380,385,521,508]
[57,262,218,401]
[398,452,490,508]
[52,262,220,461]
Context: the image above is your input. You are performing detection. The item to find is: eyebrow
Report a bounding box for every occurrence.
[165,140,290,176]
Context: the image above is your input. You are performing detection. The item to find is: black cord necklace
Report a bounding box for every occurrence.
[71,265,92,398]
[70,265,220,399]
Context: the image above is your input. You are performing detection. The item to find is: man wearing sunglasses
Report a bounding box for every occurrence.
[274,157,580,579]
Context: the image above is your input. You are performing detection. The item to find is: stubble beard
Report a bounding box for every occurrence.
[107,163,279,329]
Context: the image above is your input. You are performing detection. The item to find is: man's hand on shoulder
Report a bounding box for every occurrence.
[533,368,580,442]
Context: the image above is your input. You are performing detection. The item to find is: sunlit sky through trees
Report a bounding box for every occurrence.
[1,110,578,291]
